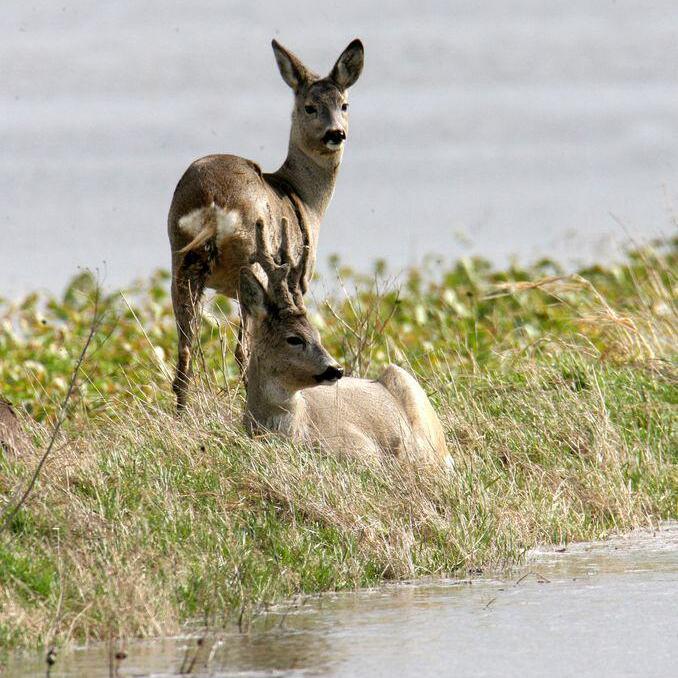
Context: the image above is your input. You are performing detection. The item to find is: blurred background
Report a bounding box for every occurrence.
[1,0,677,298]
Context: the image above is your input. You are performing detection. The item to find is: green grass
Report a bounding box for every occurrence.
[0,239,675,649]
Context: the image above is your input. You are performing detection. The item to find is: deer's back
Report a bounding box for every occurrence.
[302,368,448,463]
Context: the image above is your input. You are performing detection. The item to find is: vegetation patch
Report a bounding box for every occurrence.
[0,240,675,649]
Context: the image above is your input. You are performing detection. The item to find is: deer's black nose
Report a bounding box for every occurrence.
[323,129,346,145]
[315,365,344,383]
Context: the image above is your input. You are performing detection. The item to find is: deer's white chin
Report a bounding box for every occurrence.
[324,140,344,151]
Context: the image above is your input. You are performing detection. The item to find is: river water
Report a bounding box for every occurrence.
[2,1,678,299]
[6,522,677,677]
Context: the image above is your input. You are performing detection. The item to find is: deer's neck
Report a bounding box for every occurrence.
[245,369,307,440]
[273,141,341,220]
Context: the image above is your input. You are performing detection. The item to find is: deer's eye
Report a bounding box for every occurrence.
[286,336,305,346]
[341,103,349,111]
[304,105,317,115]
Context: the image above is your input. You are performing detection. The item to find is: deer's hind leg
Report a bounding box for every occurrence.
[171,251,210,411]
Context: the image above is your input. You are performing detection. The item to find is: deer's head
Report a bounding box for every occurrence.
[272,39,364,161]
[239,220,343,392]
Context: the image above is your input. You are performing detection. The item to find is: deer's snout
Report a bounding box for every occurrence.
[323,129,346,147]
[315,364,344,384]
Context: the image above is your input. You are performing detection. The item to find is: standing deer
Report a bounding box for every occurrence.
[238,220,450,465]
[168,38,364,409]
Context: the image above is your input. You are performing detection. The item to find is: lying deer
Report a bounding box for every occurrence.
[238,220,450,465]
[168,38,364,409]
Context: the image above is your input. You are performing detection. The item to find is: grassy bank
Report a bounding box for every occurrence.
[0,241,676,650]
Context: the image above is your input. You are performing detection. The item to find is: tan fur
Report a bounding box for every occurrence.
[248,368,450,465]
[169,39,364,410]
[240,223,449,466]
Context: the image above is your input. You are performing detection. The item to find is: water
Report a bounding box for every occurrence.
[1,1,677,299]
[6,522,677,677]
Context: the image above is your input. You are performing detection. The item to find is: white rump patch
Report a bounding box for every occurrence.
[178,207,207,236]
[178,203,240,248]
[213,207,239,247]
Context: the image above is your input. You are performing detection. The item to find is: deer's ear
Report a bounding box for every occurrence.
[272,40,313,92]
[329,39,364,90]
[239,268,268,320]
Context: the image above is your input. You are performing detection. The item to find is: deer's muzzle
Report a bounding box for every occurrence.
[323,129,346,147]
[314,365,344,384]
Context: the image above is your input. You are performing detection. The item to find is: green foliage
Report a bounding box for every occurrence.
[0,240,674,422]
[0,239,675,649]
